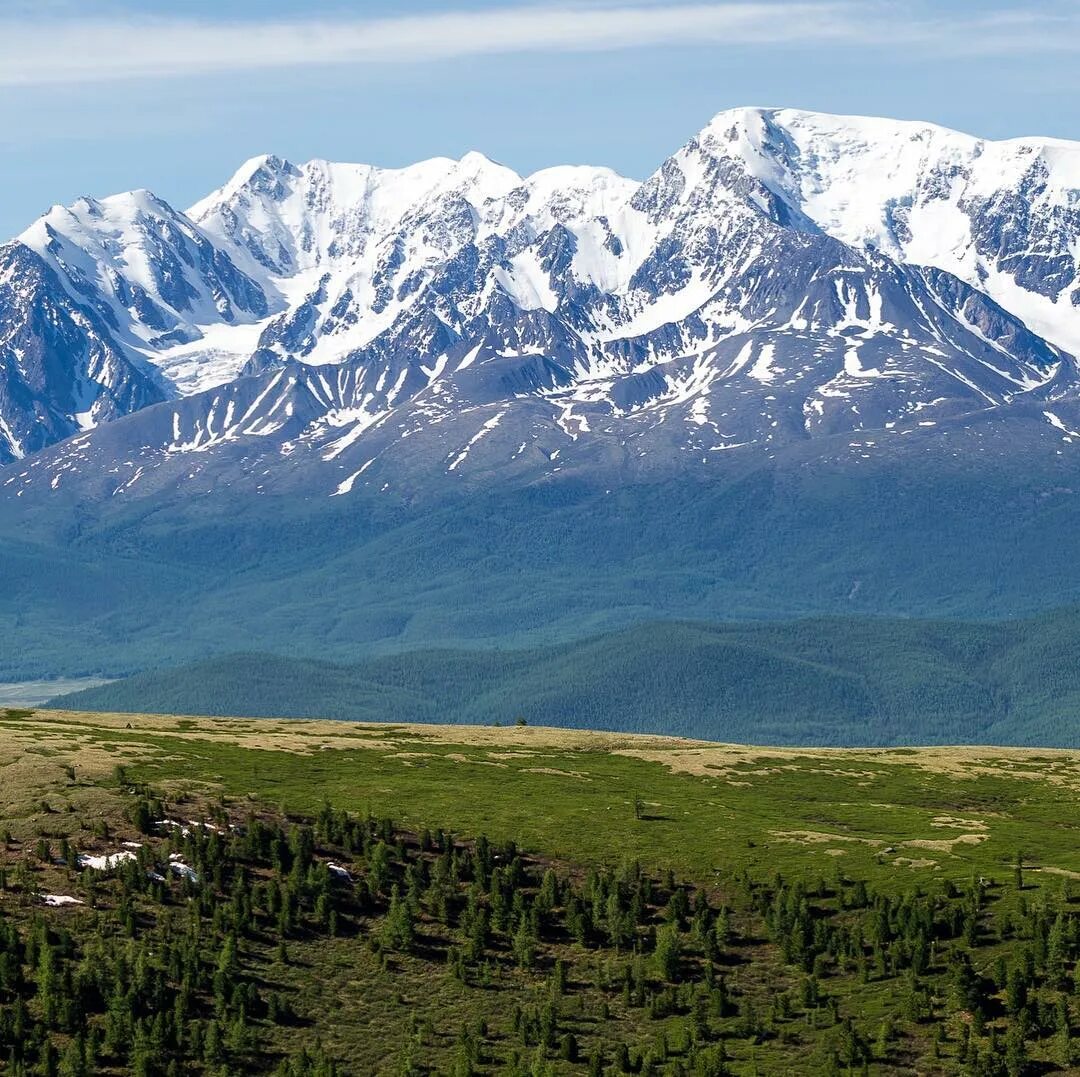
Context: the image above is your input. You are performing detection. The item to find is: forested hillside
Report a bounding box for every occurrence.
[9,456,1080,688]
[6,712,1080,1075]
[61,611,1080,745]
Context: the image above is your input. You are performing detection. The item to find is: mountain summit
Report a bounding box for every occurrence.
[3,107,1080,490]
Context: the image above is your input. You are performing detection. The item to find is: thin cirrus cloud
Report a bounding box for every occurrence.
[0,2,1076,87]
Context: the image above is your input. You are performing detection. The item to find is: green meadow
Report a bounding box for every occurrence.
[6,707,1080,1074]
[9,708,1080,896]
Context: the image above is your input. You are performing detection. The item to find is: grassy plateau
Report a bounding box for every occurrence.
[5,707,1080,1075]
[11,707,1080,886]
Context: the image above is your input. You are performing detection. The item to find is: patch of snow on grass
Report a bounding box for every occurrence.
[78,851,137,871]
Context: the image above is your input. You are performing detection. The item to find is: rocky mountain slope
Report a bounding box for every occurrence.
[3,107,1080,489]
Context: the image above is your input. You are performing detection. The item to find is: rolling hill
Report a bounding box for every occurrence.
[59,611,1080,746]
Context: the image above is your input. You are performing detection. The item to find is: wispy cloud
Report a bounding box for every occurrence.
[0,2,1076,87]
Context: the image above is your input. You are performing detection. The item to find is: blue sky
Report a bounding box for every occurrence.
[2,0,1080,238]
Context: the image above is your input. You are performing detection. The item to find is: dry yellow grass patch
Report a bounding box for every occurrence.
[613,745,900,780]
[769,830,885,848]
[522,767,590,780]
[1034,866,1080,880]
[444,753,508,768]
[768,828,984,857]
[0,722,166,839]
[22,710,405,754]
[409,724,697,753]
[613,741,1080,789]
[931,815,989,831]
[22,710,1080,796]
[900,834,988,852]
[27,710,703,757]
[0,726,152,782]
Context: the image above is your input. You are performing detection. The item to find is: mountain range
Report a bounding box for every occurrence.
[4,107,1080,735]
[5,107,1080,481]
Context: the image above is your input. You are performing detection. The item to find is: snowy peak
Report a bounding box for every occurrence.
[187,149,642,374]
[20,187,268,333]
[689,107,1080,353]
[15,185,270,399]
[189,151,526,279]
[0,240,167,462]
[5,106,1080,476]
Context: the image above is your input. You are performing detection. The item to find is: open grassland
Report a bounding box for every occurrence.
[10,707,1080,895]
[9,707,1080,1073]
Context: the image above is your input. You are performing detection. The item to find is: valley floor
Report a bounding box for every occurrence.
[0,679,113,707]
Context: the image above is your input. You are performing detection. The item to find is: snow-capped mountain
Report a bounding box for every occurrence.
[702,109,1080,355]
[9,107,1080,680]
[3,106,1080,484]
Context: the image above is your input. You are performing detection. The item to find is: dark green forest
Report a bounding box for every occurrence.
[9,454,1080,683]
[60,609,1080,746]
